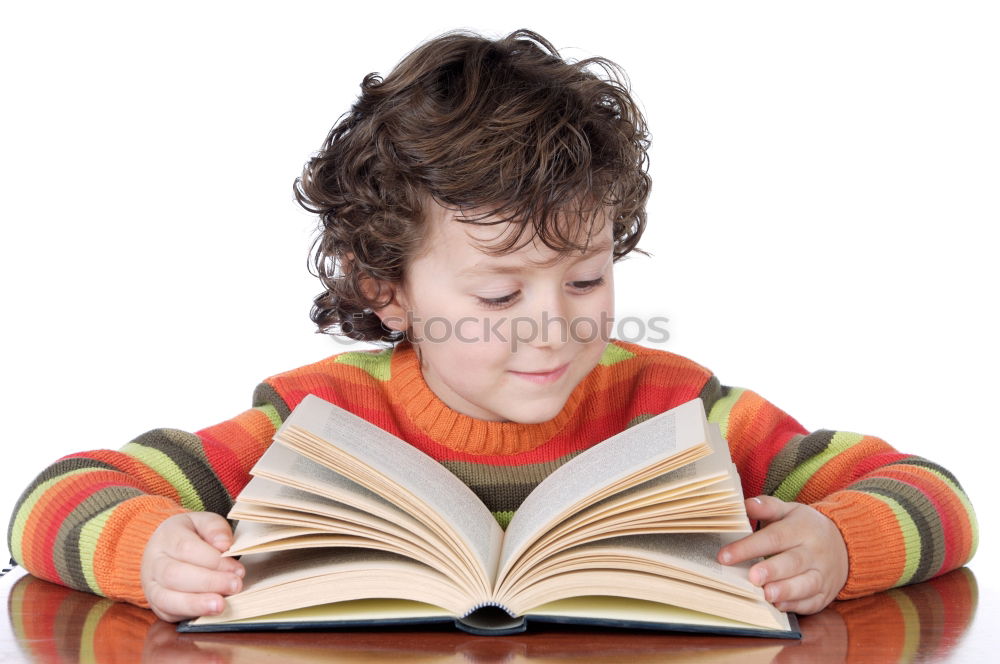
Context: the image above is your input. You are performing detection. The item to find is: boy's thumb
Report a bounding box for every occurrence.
[186,512,234,552]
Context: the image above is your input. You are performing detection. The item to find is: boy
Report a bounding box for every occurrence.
[8,29,977,623]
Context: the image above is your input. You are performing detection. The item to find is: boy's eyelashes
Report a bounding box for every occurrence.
[475,277,607,310]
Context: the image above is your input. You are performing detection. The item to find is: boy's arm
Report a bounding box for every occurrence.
[6,383,286,607]
[706,384,978,600]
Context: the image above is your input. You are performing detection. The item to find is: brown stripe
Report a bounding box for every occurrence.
[440,454,582,512]
[52,486,144,592]
[850,477,944,583]
[698,375,723,416]
[7,458,116,553]
[762,433,807,496]
[130,430,232,514]
[254,382,292,421]
[791,429,837,468]
[886,457,965,491]
[626,414,654,428]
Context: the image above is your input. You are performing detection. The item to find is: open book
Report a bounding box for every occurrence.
[182,395,798,638]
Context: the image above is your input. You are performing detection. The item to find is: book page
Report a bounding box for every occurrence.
[248,444,412,524]
[192,548,473,624]
[278,395,503,592]
[233,473,433,545]
[498,399,709,581]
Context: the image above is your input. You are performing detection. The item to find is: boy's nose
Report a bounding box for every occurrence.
[528,293,572,350]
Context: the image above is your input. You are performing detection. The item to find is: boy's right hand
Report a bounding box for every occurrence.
[140,512,245,622]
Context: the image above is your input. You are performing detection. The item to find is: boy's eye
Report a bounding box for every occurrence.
[475,277,606,310]
[477,291,520,309]
[570,277,605,291]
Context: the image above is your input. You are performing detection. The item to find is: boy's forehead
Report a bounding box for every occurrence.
[421,200,613,269]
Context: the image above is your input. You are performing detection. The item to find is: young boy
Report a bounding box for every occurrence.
[8,29,977,624]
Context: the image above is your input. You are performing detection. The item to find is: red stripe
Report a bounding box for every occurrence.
[872,466,966,574]
[741,411,805,497]
[200,435,251,499]
[36,480,129,584]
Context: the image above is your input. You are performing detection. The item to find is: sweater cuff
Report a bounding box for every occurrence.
[92,496,189,607]
[812,490,905,600]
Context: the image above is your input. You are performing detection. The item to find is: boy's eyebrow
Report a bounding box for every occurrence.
[458,240,613,276]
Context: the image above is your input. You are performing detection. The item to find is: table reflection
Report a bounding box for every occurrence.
[7,568,977,663]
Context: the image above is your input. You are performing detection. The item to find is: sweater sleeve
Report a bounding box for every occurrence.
[705,383,978,599]
[5,383,288,607]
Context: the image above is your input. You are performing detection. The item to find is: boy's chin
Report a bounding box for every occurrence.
[499,397,569,425]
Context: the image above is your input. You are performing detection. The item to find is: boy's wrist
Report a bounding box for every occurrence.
[91,496,190,607]
[811,493,898,600]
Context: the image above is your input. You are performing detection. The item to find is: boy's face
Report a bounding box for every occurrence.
[377,200,615,424]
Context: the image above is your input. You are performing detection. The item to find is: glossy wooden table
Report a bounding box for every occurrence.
[1,565,993,663]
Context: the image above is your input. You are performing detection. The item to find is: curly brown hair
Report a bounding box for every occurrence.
[294,28,651,344]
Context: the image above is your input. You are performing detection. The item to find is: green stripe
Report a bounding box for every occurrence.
[706,387,745,440]
[867,492,922,586]
[599,342,634,366]
[773,431,864,501]
[892,590,921,661]
[255,403,283,431]
[885,459,980,559]
[8,468,97,564]
[334,347,393,381]
[53,486,142,592]
[493,511,514,529]
[79,599,113,663]
[78,507,115,595]
[122,443,205,511]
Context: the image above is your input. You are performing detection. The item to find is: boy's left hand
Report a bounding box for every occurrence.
[717,496,848,615]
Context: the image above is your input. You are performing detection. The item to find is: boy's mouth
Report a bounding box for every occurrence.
[509,363,569,384]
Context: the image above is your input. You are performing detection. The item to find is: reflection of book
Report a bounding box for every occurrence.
[180,632,787,664]
[182,395,798,638]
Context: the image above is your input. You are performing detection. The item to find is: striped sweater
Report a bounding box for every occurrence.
[7,339,978,607]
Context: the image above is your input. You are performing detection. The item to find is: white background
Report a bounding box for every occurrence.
[2,0,997,638]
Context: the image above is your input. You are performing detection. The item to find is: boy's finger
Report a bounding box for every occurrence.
[748,546,809,586]
[761,568,823,604]
[217,556,245,577]
[744,496,795,524]
[156,557,242,596]
[774,591,829,616]
[165,530,231,569]
[718,518,798,565]
[146,583,226,623]
[186,512,235,551]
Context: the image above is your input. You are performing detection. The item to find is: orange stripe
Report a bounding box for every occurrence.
[20,471,148,576]
[92,601,157,662]
[814,491,908,598]
[797,437,894,502]
[91,496,187,605]
[868,465,975,571]
[197,410,276,473]
[76,450,182,501]
[835,591,907,661]
[725,390,806,496]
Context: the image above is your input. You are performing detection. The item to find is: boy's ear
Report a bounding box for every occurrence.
[345,251,410,332]
[358,275,410,333]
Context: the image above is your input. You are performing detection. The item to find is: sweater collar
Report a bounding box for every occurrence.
[388,340,590,455]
